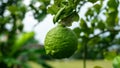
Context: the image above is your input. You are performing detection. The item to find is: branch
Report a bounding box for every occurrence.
[29,4,39,14]
[90,29,120,39]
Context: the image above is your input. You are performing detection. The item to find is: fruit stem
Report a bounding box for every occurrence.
[58,23,66,27]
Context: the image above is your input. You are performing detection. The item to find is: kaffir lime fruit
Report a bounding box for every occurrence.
[44,24,78,59]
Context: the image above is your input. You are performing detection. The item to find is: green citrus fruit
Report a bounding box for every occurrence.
[44,24,78,59]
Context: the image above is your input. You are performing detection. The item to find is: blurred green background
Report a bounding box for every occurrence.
[0,0,120,68]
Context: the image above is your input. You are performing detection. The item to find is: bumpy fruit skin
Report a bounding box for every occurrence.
[44,24,78,59]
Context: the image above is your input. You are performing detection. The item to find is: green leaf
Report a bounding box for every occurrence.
[54,0,63,6]
[97,21,105,30]
[73,27,81,38]
[0,16,10,24]
[107,0,119,8]
[93,4,101,13]
[91,18,98,27]
[85,8,94,20]
[63,5,74,15]
[80,19,94,37]
[113,56,120,68]
[61,11,79,26]
[53,6,66,23]
[10,32,35,56]
[39,0,50,6]
[68,0,74,5]
[47,4,60,15]
[106,12,117,28]
[80,18,88,29]
[88,0,98,3]
[105,0,118,29]
[88,37,100,46]
[48,0,79,25]
[7,5,18,14]
[71,11,79,22]
[35,13,47,22]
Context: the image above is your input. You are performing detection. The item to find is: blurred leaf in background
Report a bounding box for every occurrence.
[0,0,52,68]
